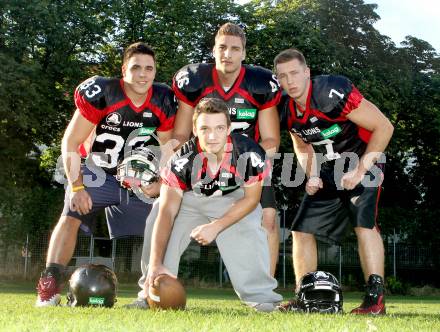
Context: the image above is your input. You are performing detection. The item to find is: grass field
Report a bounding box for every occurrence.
[1,281,439,332]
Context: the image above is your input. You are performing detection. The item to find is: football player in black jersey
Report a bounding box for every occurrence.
[143,98,282,311]
[36,42,176,307]
[275,49,394,314]
[172,23,281,276]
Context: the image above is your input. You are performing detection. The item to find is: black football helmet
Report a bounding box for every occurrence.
[116,146,159,190]
[67,264,117,308]
[297,271,343,313]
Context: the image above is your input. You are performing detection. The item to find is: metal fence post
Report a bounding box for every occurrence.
[24,234,29,279]
[112,238,117,270]
[282,206,287,289]
[393,228,397,278]
[339,245,342,283]
[89,235,94,263]
[219,256,223,287]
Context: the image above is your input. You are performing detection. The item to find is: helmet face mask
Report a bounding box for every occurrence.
[297,271,343,313]
[67,264,118,308]
[116,146,159,189]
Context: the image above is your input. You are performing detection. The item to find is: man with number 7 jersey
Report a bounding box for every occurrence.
[275,48,394,314]
[35,42,176,307]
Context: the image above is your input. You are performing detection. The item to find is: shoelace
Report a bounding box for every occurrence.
[37,277,59,301]
[361,284,383,307]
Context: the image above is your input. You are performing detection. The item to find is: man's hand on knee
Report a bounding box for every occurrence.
[190,223,222,246]
[70,190,92,215]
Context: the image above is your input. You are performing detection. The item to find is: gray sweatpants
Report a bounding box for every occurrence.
[137,189,282,305]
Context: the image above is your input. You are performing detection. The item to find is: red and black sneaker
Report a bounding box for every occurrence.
[351,274,386,315]
[36,271,61,307]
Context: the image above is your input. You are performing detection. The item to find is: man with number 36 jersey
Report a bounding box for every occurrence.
[35,42,176,307]
[76,75,175,174]
[275,48,394,315]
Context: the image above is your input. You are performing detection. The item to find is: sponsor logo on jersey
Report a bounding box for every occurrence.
[101,124,121,132]
[221,172,233,179]
[310,116,318,123]
[143,112,152,118]
[138,127,156,136]
[228,107,237,115]
[195,180,227,190]
[321,124,342,139]
[106,112,122,126]
[237,109,257,120]
[219,184,240,191]
[235,98,245,104]
[302,127,321,136]
[123,121,143,128]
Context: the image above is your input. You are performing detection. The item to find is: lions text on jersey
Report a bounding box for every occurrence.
[161,134,269,197]
[75,76,176,174]
[278,75,368,161]
[173,63,281,141]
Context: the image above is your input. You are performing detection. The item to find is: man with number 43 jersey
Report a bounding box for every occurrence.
[144,98,282,312]
[275,48,394,314]
[172,23,281,276]
[35,42,176,307]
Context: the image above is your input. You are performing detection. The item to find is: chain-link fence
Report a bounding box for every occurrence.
[1,229,438,287]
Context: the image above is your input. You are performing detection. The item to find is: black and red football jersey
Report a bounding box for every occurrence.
[161,133,270,197]
[75,76,176,174]
[172,63,281,142]
[278,75,369,161]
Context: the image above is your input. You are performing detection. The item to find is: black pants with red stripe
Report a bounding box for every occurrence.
[291,163,383,245]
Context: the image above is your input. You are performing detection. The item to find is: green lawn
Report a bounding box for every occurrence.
[1,281,439,331]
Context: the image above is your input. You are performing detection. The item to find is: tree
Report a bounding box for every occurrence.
[0,0,115,242]
[110,0,242,83]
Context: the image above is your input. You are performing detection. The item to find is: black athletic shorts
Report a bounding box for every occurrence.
[260,182,276,209]
[291,162,384,244]
[62,164,153,238]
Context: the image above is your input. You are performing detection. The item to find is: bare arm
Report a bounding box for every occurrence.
[290,132,323,195]
[342,98,394,189]
[346,98,394,173]
[172,100,194,148]
[140,129,175,198]
[149,185,183,269]
[157,129,179,167]
[61,110,96,214]
[258,106,280,157]
[191,182,262,245]
[290,132,318,178]
[62,110,95,187]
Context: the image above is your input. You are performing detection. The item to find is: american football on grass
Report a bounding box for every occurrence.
[147,274,186,310]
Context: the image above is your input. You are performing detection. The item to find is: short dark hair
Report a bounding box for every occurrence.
[273,48,307,73]
[193,98,231,127]
[123,42,155,64]
[215,23,246,48]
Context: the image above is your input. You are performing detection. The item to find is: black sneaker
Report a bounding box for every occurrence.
[123,298,149,309]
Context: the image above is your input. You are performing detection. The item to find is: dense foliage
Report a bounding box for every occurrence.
[1,0,439,252]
